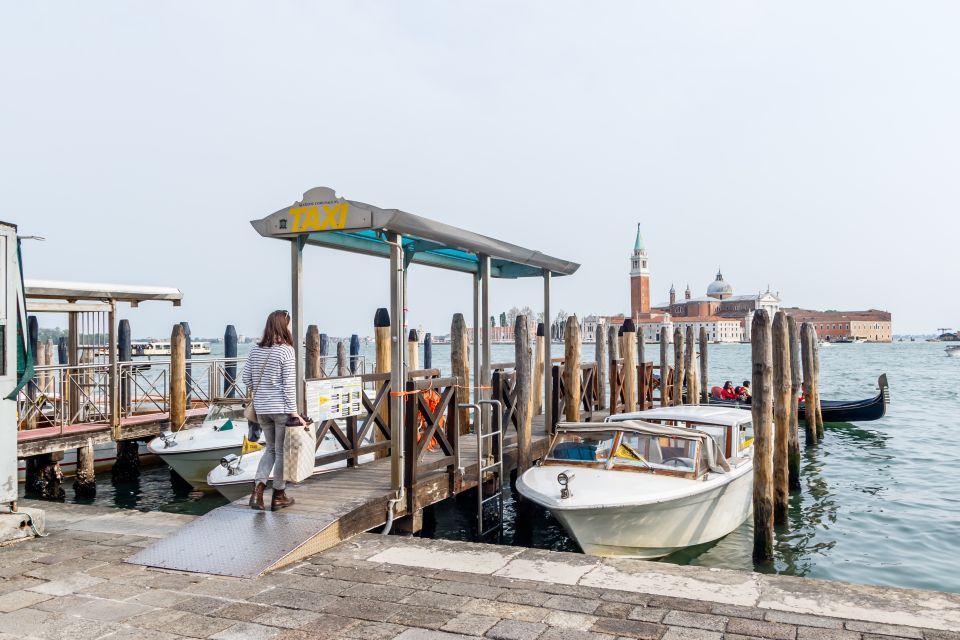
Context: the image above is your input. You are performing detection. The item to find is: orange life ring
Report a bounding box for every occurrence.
[416,389,444,451]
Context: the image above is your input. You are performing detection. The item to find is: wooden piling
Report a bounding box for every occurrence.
[306,325,322,379]
[673,328,684,406]
[224,325,238,397]
[515,315,533,473]
[563,315,581,422]
[596,321,607,410]
[74,438,96,498]
[349,334,361,374]
[800,323,818,445]
[660,329,669,407]
[337,340,349,376]
[787,316,801,490]
[699,326,709,404]
[179,321,192,404]
[637,329,645,369]
[170,324,186,432]
[772,311,791,524]
[684,326,699,405]
[621,320,638,413]
[451,313,471,431]
[375,309,391,453]
[57,336,67,365]
[533,323,545,415]
[813,335,824,437]
[751,309,774,561]
[609,324,621,361]
[407,329,419,372]
[112,319,138,483]
[423,333,433,370]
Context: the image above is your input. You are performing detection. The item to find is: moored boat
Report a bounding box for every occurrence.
[517,406,754,559]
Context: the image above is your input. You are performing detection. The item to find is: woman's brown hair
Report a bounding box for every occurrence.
[258,310,293,348]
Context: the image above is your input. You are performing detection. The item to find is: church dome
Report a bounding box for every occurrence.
[706,269,733,299]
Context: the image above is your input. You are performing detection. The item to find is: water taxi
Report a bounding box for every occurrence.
[134,341,212,356]
[517,405,753,558]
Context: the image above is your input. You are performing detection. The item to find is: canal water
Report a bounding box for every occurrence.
[36,341,960,594]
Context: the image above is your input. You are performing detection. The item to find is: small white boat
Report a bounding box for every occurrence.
[146,405,252,490]
[135,341,212,356]
[946,345,960,357]
[517,405,754,559]
[207,430,375,501]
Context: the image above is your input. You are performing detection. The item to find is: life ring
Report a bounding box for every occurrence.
[416,389,444,451]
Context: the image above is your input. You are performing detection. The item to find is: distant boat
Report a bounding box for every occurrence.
[947,345,960,357]
[833,336,865,344]
[133,341,211,356]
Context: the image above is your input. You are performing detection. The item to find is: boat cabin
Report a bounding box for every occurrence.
[605,406,753,461]
[543,422,730,480]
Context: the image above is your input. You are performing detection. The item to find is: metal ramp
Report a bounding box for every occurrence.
[127,462,394,578]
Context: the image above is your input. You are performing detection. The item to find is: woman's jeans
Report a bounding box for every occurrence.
[254,413,288,490]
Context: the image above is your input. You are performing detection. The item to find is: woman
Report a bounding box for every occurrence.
[241,310,306,511]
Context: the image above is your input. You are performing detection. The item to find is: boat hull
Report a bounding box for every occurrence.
[518,464,753,559]
[155,446,242,489]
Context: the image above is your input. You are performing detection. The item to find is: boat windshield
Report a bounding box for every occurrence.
[739,422,754,451]
[613,431,699,473]
[546,431,617,465]
[206,405,245,424]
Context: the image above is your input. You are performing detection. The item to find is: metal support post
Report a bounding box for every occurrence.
[108,301,119,438]
[543,270,553,434]
[388,232,405,495]
[472,271,481,408]
[479,256,492,429]
[291,237,305,414]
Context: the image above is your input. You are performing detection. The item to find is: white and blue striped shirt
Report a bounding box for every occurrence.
[242,344,297,415]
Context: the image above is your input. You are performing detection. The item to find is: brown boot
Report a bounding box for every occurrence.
[271,489,295,511]
[249,482,266,510]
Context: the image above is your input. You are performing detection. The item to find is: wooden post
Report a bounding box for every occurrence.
[685,326,699,406]
[305,325,321,379]
[337,340,349,376]
[637,328,645,368]
[699,326,709,404]
[673,328,684,406]
[515,315,533,474]
[800,323,818,445]
[423,333,433,370]
[179,321,192,405]
[224,324,238,398]
[319,332,329,377]
[451,313,471,431]
[533,323,544,415]
[57,336,67,365]
[74,438,97,498]
[112,319,139,482]
[751,309,774,561]
[788,316,801,490]
[349,334,361,374]
[375,309,391,455]
[617,325,625,361]
[407,329,419,372]
[813,335,824,438]
[621,319,637,413]
[170,324,186,431]
[563,315,581,422]
[609,324,621,361]
[596,321,607,410]
[660,328,669,407]
[772,311,791,524]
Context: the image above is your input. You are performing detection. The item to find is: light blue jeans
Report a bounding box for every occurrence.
[255,413,288,490]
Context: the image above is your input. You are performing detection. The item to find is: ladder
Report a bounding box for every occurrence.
[460,399,504,538]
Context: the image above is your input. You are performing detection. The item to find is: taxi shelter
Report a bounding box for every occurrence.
[250,186,579,508]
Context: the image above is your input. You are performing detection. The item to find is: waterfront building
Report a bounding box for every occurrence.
[783,308,892,342]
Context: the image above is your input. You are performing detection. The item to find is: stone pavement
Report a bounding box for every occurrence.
[0,500,957,640]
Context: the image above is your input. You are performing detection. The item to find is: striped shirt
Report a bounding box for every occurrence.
[242,344,297,414]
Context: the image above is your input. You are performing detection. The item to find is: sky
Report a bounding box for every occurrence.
[2,2,957,338]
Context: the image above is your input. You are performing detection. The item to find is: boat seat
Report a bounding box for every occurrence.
[551,442,598,461]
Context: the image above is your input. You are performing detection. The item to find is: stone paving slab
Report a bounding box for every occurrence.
[0,500,956,640]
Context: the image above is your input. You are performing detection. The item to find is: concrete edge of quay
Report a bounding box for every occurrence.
[0,499,955,639]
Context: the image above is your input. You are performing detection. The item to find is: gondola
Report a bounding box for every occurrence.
[708,374,888,423]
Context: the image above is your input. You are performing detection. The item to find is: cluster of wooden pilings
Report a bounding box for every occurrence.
[750,310,823,561]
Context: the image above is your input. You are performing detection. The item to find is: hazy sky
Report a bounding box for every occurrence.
[2,2,956,337]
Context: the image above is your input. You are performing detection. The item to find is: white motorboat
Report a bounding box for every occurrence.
[947,345,960,357]
[146,405,253,490]
[207,429,375,501]
[517,405,754,559]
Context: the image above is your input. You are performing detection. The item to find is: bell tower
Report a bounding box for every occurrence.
[630,224,650,319]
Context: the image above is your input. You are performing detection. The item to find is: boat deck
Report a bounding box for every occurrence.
[128,413,593,578]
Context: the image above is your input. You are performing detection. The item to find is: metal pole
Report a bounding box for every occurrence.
[291,237,305,414]
[543,270,552,434]
[472,271,481,408]
[388,232,405,494]
[480,256,492,430]
[109,302,119,438]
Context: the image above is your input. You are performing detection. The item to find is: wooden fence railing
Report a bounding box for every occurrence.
[608,361,671,415]
[550,362,601,431]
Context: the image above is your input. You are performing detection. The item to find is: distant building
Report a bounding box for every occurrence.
[783,308,892,342]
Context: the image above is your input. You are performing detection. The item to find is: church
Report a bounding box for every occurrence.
[628,225,781,343]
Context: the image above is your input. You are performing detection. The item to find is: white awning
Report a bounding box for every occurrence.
[25,279,183,306]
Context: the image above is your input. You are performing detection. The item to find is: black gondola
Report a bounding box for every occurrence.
[709,374,889,423]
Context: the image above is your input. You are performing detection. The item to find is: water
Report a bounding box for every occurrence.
[42,341,960,594]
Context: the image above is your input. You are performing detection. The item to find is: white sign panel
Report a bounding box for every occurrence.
[305,376,363,422]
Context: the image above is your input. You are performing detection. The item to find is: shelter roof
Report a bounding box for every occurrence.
[25,280,183,306]
[250,187,580,279]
